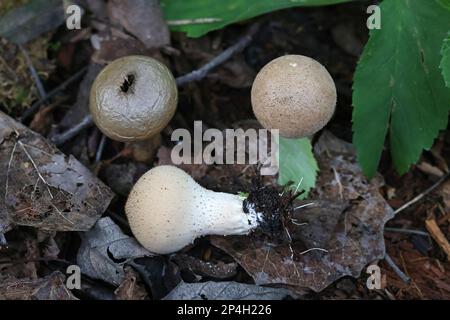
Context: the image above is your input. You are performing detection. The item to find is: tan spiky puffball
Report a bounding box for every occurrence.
[251,55,337,138]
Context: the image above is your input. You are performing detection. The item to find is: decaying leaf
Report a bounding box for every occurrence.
[0,111,114,233]
[107,0,170,49]
[77,217,150,286]
[212,131,394,293]
[0,271,77,300]
[163,281,295,300]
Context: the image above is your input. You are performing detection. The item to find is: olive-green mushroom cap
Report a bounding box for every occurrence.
[251,55,336,138]
[90,55,178,142]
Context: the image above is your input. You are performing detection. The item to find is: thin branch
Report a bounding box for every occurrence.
[299,247,328,255]
[167,18,222,26]
[294,202,316,211]
[95,134,107,163]
[20,66,88,122]
[176,23,260,86]
[385,253,411,284]
[20,45,46,98]
[394,171,450,215]
[51,114,93,146]
[385,227,430,237]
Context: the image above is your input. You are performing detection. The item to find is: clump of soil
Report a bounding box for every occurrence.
[243,175,302,242]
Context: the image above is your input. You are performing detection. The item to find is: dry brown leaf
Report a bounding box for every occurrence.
[212,131,394,293]
[0,272,76,300]
[0,111,114,233]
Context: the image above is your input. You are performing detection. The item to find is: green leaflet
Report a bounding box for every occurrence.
[436,0,450,11]
[352,0,450,178]
[278,137,318,198]
[161,0,352,38]
[441,32,450,87]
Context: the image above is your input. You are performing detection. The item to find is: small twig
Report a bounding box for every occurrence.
[51,114,94,146]
[176,23,260,86]
[425,217,450,262]
[290,219,307,226]
[294,202,316,211]
[385,227,430,237]
[167,17,222,26]
[20,66,88,122]
[95,134,107,163]
[299,247,328,255]
[385,253,411,284]
[20,45,46,98]
[394,171,450,215]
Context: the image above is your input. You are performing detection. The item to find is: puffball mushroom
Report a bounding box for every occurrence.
[125,165,261,254]
[89,55,178,142]
[251,55,337,138]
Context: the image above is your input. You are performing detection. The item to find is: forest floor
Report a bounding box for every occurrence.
[0,0,449,300]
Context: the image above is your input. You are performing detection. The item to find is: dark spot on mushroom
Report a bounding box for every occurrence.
[120,73,135,94]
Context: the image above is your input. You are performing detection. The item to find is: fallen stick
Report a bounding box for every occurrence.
[176,23,259,86]
[394,171,450,215]
[20,66,88,123]
[20,45,46,98]
[385,253,411,284]
[51,114,93,146]
[425,217,450,262]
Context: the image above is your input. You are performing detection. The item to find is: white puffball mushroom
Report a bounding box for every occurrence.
[251,55,337,138]
[125,165,260,254]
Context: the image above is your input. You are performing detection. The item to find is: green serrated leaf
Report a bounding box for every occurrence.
[352,0,450,178]
[161,0,352,38]
[278,137,318,198]
[436,0,450,11]
[441,32,450,87]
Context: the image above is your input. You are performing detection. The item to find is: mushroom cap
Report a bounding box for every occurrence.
[125,165,250,254]
[89,55,178,142]
[251,55,336,138]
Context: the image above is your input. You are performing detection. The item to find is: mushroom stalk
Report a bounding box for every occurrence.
[196,190,259,236]
[125,165,261,254]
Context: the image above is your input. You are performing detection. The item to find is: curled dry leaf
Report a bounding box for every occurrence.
[0,271,76,300]
[164,281,295,300]
[77,217,150,286]
[212,131,394,293]
[0,111,114,233]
